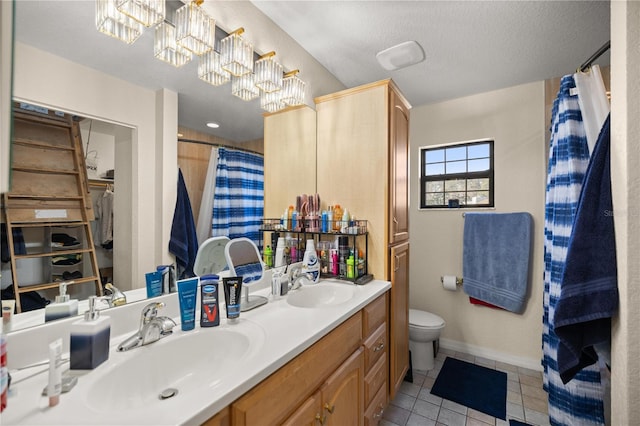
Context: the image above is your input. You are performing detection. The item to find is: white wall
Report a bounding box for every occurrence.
[409,81,546,369]
[11,43,178,291]
[611,1,640,423]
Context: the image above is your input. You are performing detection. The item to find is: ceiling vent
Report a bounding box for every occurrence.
[376,41,425,71]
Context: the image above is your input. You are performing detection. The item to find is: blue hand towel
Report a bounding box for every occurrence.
[555,115,617,384]
[169,169,199,279]
[463,212,533,313]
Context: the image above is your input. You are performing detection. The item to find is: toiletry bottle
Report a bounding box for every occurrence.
[274,237,286,267]
[333,205,342,231]
[263,245,273,268]
[200,275,220,327]
[302,239,320,283]
[1,331,6,412]
[347,255,355,279]
[70,296,111,370]
[44,281,79,322]
[287,205,294,230]
[321,210,328,233]
[341,209,350,232]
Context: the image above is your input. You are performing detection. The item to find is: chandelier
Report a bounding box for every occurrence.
[95,0,306,113]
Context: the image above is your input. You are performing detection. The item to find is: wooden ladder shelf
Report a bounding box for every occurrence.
[3,104,102,313]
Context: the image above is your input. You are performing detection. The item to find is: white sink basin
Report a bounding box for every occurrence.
[85,322,265,412]
[287,282,356,308]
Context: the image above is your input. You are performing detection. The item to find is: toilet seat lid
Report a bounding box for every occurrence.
[409,309,445,328]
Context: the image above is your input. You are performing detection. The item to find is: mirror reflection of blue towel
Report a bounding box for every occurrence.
[169,170,198,279]
[234,262,263,284]
[1,224,26,262]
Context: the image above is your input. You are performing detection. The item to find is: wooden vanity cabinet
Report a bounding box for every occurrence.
[216,292,390,426]
[231,312,363,425]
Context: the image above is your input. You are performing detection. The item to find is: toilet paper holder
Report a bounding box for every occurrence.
[440,276,463,286]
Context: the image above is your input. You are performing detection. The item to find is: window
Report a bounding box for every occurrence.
[420,140,494,208]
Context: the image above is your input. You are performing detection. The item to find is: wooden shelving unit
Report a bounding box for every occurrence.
[3,103,102,312]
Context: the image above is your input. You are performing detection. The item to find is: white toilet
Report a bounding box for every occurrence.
[409,309,446,371]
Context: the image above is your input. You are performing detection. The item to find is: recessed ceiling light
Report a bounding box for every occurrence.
[177,133,183,138]
[376,41,425,71]
[206,122,220,128]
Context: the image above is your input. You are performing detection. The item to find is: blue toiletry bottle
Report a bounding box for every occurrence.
[70,296,111,370]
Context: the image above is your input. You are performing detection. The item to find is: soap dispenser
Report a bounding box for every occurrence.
[70,296,111,370]
[44,281,78,322]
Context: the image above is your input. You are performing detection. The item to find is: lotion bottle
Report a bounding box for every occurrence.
[44,282,79,322]
[274,237,286,267]
[70,296,111,370]
[302,239,320,283]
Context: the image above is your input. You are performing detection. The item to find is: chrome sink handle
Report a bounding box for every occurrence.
[139,302,165,329]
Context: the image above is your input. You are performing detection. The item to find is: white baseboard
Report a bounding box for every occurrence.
[438,337,543,372]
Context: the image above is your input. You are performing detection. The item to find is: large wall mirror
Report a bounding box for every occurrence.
[3,0,321,332]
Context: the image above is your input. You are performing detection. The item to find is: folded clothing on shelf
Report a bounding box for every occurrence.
[52,233,80,247]
[62,270,83,280]
[52,254,82,266]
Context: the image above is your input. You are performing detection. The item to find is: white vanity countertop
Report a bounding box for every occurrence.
[3,279,391,425]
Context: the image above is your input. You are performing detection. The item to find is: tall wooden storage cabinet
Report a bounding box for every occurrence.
[315,79,410,400]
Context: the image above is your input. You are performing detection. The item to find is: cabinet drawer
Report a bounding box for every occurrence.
[364,381,387,426]
[364,352,387,407]
[363,322,387,373]
[363,293,387,338]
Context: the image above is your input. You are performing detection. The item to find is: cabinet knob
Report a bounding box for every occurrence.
[315,413,327,425]
[373,342,385,352]
[324,402,335,414]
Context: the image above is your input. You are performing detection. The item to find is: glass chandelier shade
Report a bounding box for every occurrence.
[175,1,216,56]
[260,90,285,113]
[96,0,144,44]
[231,73,259,101]
[198,50,231,86]
[220,31,254,77]
[255,53,283,93]
[116,0,165,27]
[281,72,306,106]
[154,22,193,68]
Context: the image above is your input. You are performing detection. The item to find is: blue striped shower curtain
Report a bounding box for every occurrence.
[543,75,605,425]
[211,148,264,245]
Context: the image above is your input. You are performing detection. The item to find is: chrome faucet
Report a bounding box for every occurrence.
[104,283,127,307]
[288,262,312,290]
[117,302,176,352]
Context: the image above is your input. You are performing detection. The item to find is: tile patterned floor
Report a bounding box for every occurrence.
[381,349,550,426]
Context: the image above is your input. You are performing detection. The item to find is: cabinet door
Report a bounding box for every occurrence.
[389,242,409,400]
[202,407,230,426]
[389,89,410,245]
[321,347,364,426]
[282,391,323,426]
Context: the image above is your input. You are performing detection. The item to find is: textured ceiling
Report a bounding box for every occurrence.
[13,1,610,142]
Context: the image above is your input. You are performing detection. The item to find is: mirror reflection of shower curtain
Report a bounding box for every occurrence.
[196,147,218,246]
[211,148,264,245]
